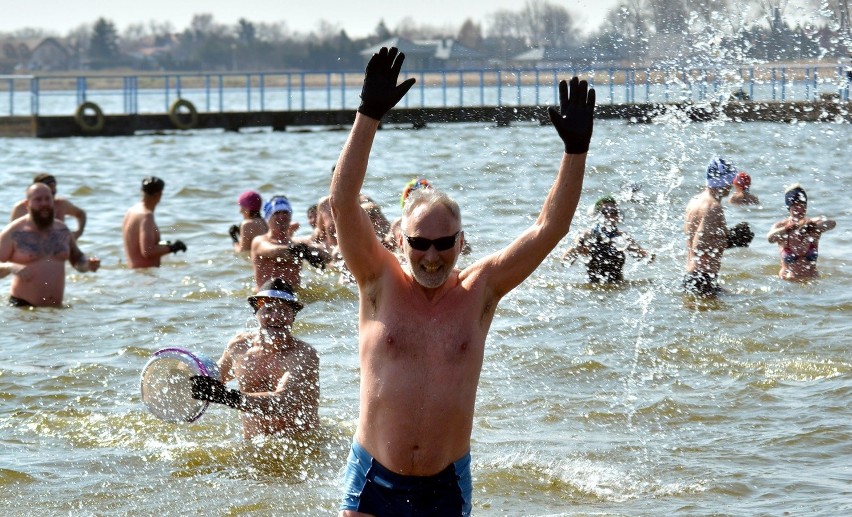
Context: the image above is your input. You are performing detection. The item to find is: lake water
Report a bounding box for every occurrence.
[0,115,849,515]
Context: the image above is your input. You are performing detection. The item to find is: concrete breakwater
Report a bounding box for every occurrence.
[0,100,849,137]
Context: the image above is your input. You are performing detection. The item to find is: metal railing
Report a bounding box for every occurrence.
[1,64,850,117]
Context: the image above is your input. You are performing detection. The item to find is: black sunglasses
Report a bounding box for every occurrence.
[404,231,460,251]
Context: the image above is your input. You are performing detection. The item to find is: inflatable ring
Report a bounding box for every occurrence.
[74,101,105,134]
[168,98,198,130]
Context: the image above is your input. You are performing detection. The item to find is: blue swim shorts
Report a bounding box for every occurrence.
[339,440,472,516]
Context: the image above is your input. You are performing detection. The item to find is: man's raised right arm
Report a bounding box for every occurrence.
[329,47,415,284]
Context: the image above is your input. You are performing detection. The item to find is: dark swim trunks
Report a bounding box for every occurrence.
[339,440,472,516]
[9,295,34,307]
[682,272,721,296]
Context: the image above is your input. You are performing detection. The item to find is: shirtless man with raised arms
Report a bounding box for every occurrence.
[331,47,595,516]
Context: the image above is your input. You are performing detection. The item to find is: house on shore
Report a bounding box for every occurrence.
[0,37,73,73]
[361,37,484,70]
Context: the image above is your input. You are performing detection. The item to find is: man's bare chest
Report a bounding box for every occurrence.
[12,229,69,262]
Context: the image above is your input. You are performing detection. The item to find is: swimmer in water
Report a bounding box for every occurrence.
[0,183,100,307]
[122,176,187,268]
[729,171,760,206]
[10,173,87,240]
[683,157,754,296]
[562,196,653,283]
[767,184,836,281]
[251,195,331,291]
[331,46,595,516]
[229,190,268,253]
[190,277,319,439]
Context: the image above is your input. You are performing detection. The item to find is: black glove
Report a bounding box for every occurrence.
[726,222,754,248]
[290,242,326,270]
[548,77,596,154]
[190,376,245,410]
[357,47,417,121]
[228,224,240,244]
[168,240,187,253]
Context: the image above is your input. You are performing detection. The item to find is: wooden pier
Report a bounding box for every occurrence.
[0,101,849,138]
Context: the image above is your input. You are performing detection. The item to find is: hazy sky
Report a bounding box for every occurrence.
[0,0,621,37]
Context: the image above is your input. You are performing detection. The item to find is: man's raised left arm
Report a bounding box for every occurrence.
[485,77,595,298]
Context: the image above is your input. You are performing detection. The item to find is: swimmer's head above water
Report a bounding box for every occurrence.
[784,184,807,208]
[141,176,165,195]
[706,156,737,189]
[247,277,303,313]
[733,171,751,189]
[593,195,619,222]
[238,190,263,213]
[262,195,293,222]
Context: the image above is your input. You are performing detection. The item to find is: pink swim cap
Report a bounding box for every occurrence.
[238,190,262,212]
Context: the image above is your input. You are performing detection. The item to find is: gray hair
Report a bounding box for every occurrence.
[402,188,461,226]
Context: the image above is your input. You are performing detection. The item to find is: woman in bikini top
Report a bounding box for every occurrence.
[767,185,836,280]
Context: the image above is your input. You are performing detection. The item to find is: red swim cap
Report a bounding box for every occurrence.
[733,172,751,188]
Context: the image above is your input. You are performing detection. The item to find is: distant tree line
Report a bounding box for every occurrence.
[2,0,850,71]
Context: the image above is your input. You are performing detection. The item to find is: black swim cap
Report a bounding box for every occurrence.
[784,186,807,207]
[141,176,165,195]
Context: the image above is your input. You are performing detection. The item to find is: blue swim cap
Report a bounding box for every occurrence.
[262,195,293,221]
[706,157,737,188]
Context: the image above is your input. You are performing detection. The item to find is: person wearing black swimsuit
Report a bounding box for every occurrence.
[562,196,654,283]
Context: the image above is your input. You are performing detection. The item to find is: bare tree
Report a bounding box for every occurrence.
[457,18,483,49]
[123,23,149,44]
[486,9,525,41]
[395,17,454,39]
[752,0,790,28]
[649,0,690,34]
[11,27,53,39]
[601,0,649,39]
[64,24,92,69]
[255,22,289,43]
[190,14,227,38]
[520,0,577,47]
[148,20,176,38]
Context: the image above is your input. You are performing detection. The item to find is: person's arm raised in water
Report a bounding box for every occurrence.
[330,47,416,285]
[63,200,87,240]
[476,77,595,298]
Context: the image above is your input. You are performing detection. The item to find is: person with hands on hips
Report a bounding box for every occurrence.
[331,47,594,517]
[190,277,319,439]
[122,176,187,268]
[767,184,836,280]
